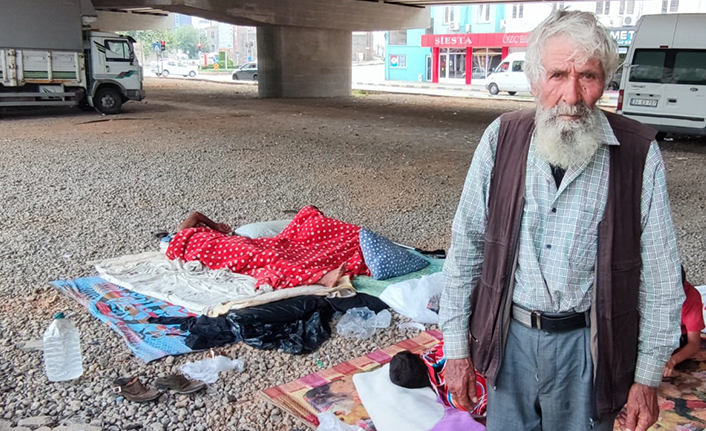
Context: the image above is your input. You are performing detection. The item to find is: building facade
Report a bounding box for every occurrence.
[386,1,706,86]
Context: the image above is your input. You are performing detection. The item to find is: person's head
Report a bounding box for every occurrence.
[525,10,620,168]
[389,351,430,389]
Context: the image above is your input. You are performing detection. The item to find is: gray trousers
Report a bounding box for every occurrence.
[486,320,617,431]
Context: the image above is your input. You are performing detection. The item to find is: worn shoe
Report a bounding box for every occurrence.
[154,374,206,394]
[112,376,163,402]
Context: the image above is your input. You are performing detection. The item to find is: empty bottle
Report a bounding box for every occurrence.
[43,312,83,382]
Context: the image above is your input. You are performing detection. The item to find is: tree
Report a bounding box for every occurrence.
[174,26,208,59]
[124,29,176,53]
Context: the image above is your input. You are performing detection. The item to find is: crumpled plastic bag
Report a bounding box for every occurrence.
[226,296,333,354]
[379,272,444,324]
[316,412,364,431]
[336,307,391,340]
[180,355,244,384]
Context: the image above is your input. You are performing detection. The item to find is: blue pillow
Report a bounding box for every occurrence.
[359,229,429,280]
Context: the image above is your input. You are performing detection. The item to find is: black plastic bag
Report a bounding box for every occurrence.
[226,295,334,354]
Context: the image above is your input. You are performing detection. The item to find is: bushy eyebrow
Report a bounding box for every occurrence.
[547,68,568,77]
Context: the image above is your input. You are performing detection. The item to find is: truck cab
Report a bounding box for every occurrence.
[86,32,144,114]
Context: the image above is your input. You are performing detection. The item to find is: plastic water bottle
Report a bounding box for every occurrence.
[43,312,83,382]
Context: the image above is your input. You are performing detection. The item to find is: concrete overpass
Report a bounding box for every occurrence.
[91,0,434,98]
[87,0,562,98]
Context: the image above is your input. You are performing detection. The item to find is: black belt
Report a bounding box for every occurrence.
[512,304,590,332]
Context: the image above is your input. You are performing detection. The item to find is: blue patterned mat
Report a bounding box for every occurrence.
[51,276,196,363]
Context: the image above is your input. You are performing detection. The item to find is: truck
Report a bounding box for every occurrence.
[0,0,144,114]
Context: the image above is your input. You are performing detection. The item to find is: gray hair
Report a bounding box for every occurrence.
[524,10,620,89]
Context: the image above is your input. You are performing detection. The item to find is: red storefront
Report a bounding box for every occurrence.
[421,32,529,85]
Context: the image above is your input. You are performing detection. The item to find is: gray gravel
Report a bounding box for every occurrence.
[1,78,704,431]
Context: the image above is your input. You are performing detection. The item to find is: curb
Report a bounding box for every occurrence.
[354,82,484,92]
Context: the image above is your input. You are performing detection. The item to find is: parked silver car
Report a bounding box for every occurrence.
[232,62,258,81]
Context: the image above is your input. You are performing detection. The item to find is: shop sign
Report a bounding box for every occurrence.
[432,35,473,47]
[421,32,529,48]
[390,54,407,68]
[609,28,634,46]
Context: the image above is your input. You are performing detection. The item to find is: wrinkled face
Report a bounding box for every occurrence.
[531,35,606,169]
[534,35,606,114]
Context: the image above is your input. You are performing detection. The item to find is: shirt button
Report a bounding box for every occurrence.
[546,244,552,249]
[551,207,557,213]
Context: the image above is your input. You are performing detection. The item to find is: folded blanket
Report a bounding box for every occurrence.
[166,206,369,289]
[94,251,357,316]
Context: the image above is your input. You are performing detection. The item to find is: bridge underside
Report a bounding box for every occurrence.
[91,0,430,97]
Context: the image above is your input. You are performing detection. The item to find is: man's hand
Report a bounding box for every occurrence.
[617,383,659,431]
[445,357,478,410]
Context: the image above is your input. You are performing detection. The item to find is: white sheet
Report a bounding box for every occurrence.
[93,252,357,316]
[94,252,260,315]
[353,364,445,431]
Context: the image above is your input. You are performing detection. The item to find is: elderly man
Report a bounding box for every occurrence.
[439,10,684,431]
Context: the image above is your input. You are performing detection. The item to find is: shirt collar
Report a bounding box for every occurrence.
[597,109,620,147]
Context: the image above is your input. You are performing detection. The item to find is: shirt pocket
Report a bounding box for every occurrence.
[567,207,600,272]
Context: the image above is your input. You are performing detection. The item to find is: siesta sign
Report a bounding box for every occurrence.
[421,32,529,48]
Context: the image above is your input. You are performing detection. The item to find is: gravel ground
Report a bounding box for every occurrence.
[1,78,705,431]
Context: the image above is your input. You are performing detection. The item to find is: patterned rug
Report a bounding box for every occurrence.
[622,335,706,431]
[51,276,196,363]
[260,330,443,430]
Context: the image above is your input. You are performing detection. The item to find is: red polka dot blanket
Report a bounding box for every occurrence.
[166,206,369,290]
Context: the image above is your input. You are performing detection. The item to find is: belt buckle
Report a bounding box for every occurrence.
[531,310,542,330]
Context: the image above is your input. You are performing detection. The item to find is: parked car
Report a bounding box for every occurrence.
[485,52,530,95]
[158,61,198,78]
[471,67,490,80]
[232,62,258,81]
[462,67,490,80]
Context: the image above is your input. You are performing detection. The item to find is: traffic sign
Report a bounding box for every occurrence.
[153,42,161,51]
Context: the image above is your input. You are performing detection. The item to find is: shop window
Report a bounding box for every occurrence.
[595,1,610,15]
[619,0,635,14]
[512,4,524,19]
[478,4,490,23]
[661,0,678,13]
[389,30,407,46]
[627,0,635,13]
[444,6,457,25]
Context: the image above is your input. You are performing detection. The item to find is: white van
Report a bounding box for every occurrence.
[485,52,530,96]
[617,14,706,137]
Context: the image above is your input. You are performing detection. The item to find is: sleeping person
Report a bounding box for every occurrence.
[166,206,369,290]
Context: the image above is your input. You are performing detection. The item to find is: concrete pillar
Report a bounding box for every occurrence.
[257,26,352,98]
[502,46,509,60]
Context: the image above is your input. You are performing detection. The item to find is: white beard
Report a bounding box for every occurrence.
[534,102,602,169]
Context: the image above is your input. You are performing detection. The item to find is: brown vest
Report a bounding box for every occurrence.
[468,109,655,418]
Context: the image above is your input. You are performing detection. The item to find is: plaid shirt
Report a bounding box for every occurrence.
[440,111,684,387]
